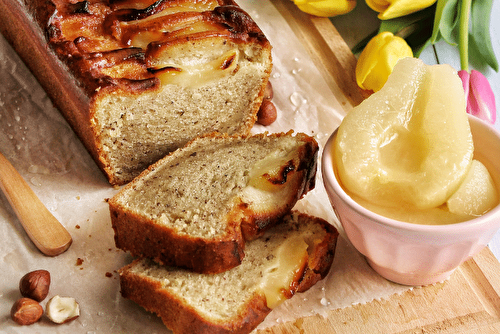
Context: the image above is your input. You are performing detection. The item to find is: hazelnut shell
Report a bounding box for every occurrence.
[19,270,51,302]
[11,298,43,326]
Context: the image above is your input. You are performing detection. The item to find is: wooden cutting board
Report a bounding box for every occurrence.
[257,1,500,333]
[258,247,500,333]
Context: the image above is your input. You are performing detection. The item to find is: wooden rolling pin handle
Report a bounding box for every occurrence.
[0,152,72,256]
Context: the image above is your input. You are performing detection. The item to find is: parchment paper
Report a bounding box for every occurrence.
[0,1,414,332]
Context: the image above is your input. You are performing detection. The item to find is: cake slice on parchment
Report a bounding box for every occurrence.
[119,211,339,334]
[109,131,319,274]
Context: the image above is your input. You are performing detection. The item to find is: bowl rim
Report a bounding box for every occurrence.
[321,114,500,235]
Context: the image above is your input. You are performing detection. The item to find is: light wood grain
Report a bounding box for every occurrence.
[0,152,72,256]
[271,0,371,111]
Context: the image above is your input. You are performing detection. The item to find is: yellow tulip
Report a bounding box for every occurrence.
[355,31,413,92]
[365,0,436,20]
[293,0,357,17]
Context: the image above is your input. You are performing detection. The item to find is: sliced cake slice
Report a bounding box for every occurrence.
[119,212,338,334]
[109,131,319,273]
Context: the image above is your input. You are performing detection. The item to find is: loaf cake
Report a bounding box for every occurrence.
[0,0,272,185]
[119,211,339,334]
[109,131,319,273]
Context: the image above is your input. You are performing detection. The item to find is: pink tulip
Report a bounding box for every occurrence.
[458,70,496,124]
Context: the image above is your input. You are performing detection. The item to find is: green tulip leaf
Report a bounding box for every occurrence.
[470,0,498,71]
[431,0,445,42]
[431,0,459,45]
[379,5,436,36]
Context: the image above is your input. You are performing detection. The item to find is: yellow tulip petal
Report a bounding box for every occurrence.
[379,0,436,20]
[365,0,390,14]
[355,32,392,90]
[294,0,356,17]
[355,32,413,92]
[365,0,437,20]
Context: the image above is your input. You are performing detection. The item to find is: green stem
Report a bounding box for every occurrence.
[433,45,440,64]
[458,0,471,71]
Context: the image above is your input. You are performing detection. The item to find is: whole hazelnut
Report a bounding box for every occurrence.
[257,100,277,126]
[19,269,51,302]
[11,298,43,325]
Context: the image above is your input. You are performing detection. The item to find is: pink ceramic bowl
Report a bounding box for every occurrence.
[322,115,500,286]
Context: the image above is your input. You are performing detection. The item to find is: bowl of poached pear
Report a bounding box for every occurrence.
[322,58,500,286]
